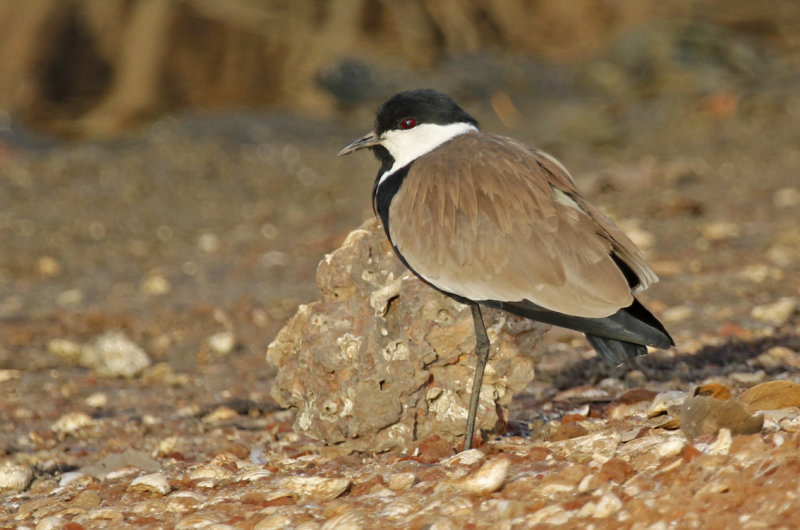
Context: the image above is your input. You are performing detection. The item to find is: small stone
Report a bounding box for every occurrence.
[441,448,485,467]
[450,457,510,495]
[197,233,220,253]
[254,514,293,530]
[207,331,236,356]
[701,221,740,240]
[655,436,686,458]
[751,298,796,326]
[129,472,172,495]
[648,391,688,417]
[34,516,64,530]
[280,476,351,501]
[236,468,271,482]
[50,411,93,434]
[57,288,83,306]
[85,392,108,408]
[773,187,800,208]
[188,464,234,483]
[59,471,93,487]
[142,273,171,295]
[388,472,415,491]
[593,492,623,518]
[704,428,733,455]
[202,406,239,423]
[751,346,796,369]
[47,338,83,363]
[36,256,61,276]
[527,504,570,525]
[88,508,125,523]
[550,431,621,462]
[661,305,693,323]
[0,461,33,492]
[320,510,364,530]
[81,331,152,378]
[175,514,223,529]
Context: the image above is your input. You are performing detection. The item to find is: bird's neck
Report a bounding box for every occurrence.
[377,122,477,185]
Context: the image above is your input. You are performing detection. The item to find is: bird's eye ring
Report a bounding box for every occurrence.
[399,118,417,130]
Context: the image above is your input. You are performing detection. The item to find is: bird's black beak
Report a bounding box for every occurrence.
[337,130,381,156]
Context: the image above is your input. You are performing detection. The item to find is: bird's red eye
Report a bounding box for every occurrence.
[399,118,417,130]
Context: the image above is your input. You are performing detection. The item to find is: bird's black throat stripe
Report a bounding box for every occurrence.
[372,163,411,235]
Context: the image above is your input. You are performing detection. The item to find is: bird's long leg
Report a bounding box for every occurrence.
[464,303,490,451]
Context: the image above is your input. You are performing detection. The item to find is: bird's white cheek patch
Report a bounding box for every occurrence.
[377,122,477,185]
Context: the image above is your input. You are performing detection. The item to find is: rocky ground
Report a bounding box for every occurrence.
[2,22,800,529]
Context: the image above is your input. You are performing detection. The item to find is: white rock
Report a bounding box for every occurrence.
[50,411,93,433]
[81,331,152,377]
[441,448,485,467]
[648,391,687,417]
[320,510,364,530]
[34,516,64,530]
[655,436,686,458]
[450,458,510,495]
[47,338,82,362]
[751,298,797,326]
[130,472,172,495]
[0,461,33,492]
[281,475,350,500]
[593,492,623,518]
[528,504,570,524]
[254,514,293,530]
[207,331,236,356]
[388,471,416,490]
[188,464,234,482]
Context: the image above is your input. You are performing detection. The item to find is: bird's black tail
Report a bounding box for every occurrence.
[485,297,674,365]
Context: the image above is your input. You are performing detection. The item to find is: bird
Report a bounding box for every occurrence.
[338,89,673,450]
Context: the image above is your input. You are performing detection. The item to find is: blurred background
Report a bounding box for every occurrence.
[0,0,798,377]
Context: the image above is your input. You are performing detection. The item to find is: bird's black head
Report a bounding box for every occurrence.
[337,89,480,164]
[374,89,479,135]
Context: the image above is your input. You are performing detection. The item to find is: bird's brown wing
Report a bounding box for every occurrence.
[387,132,658,319]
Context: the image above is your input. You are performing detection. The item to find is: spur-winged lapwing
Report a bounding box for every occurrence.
[338,89,673,450]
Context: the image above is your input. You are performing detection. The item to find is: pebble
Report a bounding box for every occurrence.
[34,516,64,530]
[59,471,92,487]
[50,411,93,433]
[47,338,83,363]
[85,391,109,408]
[188,464,234,483]
[750,297,797,326]
[81,331,152,378]
[450,458,509,495]
[207,331,236,356]
[35,255,61,276]
[130,472,172,495]
[0,461,33,492]
[388,471,415,491]
[254,514,293,530]
[320,510,364,530]
[527,504,570,524]
[593,492,623,518]
[661,305,693,323]
[236,467,272,482]
[550,431,621,462]
[441,448,485,467]
[175,513,223,529]
[202,405,239,423]
[142,273,171,295]
[280,476,351,500]
[648,391,687,417]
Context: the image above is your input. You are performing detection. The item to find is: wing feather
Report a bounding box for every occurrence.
[387,132,657,318]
